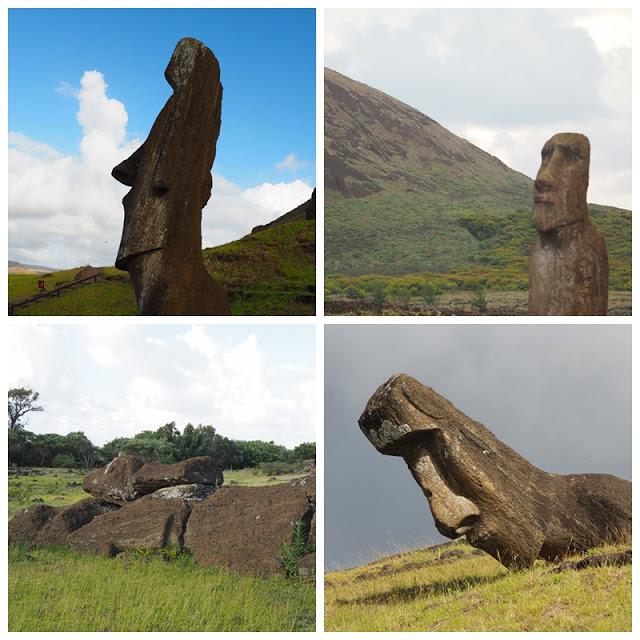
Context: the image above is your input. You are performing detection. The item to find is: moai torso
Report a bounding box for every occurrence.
[528,133,608,316]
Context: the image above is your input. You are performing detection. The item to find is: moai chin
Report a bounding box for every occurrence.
[359,374,631,569]
[112,37,230,316]
[528,133,608,315]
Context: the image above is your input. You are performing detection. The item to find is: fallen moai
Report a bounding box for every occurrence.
[9,456,315,577]
[529,133,608,315]
[359,374,631,569]
[82,455,223,503]
[112,37,230,315]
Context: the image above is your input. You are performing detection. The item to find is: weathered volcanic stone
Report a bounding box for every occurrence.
[185,477,315,575]
[359,374,631,569]
[83,455,223,503]
[130,457,223,496]
[149,483,218,502]
[82,455,144,502]
[112,37,229,315]
[37,498,120,546]
[9,504,60,544]
[68,495,190,554]
[529,133,608,315]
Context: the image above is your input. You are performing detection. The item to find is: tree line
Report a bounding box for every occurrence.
[8,387,314,472]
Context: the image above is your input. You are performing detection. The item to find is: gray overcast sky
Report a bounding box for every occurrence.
[325,8,631,209]
[8,324,315,448]
[325,325,631,570]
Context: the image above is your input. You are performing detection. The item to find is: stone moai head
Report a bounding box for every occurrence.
[112,37,221,269]
[359,374,551,568]
[532,133,590,233]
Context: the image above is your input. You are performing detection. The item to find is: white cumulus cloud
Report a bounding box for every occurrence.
[9,70,313,269]
[276,152,308,171]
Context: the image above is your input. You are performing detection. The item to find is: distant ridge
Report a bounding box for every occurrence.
[8,260,56,274]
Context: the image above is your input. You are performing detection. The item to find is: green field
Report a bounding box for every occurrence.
[9,219,315,316]
[8,467,315,632]
[325,541,631,632]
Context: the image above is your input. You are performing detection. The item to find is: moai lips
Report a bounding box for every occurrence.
[359,374,631,569]
[112,37,230,315]
[528,133,608,315]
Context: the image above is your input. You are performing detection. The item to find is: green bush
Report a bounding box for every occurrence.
[279,520,313,578]
[51,454,77,468]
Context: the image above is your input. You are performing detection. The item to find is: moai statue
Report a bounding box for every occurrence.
[359,374,631,569]
[528,133,608,315]
[112,37,230,315]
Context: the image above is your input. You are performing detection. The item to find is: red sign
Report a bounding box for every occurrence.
[37,280,45,290]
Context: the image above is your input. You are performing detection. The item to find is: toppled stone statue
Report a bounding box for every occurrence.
[112,37,230,315]
[528,133,608,315]
[359,374,631,569]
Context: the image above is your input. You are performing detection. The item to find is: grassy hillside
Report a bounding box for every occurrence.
[324,68,631,297]
[9,466,315,632]
[325,541,631,632]
[8,219,315,315]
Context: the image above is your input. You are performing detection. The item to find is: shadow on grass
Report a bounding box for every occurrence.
[337,573,505,606]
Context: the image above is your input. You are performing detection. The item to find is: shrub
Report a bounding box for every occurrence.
[279,520,313,578]
[51,454,77,468]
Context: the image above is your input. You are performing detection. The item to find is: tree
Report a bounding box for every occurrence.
[8,387,43,430]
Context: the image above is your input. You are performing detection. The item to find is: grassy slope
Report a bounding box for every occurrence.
[325,541,631,632]
[9,545,314,632]
[324,69,631,293]
[8,467,315,632]
[9,220,315,316]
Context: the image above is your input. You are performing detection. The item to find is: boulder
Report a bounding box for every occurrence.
[185,477,315,575]
[68,495,190,554]
[298,552,316,580]
[9,504,60,544]
[359,374,632,569]
[83,455,223,503]
[37,498,120,545]
[131,457,223,496]
[82,454,144,502]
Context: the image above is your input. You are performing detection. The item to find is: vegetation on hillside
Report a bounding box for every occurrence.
[9,219,315,315]
[325,540,631,632]
[324,68,632,299]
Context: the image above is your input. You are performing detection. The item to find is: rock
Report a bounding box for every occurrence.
[549,549,632,573]
[298,552,316,580]
[529,133,608,315]
[359,374,631,569]
[37,498,120,545]
[111,37,229,315]
[185,477,315,575]
[83,455,223,503]
[68,495,190,555]
[149,483,218,502]
[9,504,60,544]
[82,455,144,502]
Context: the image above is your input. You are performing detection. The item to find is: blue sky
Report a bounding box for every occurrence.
[9,8,316,188]
[8,324,316,447]
[9,8,316,267]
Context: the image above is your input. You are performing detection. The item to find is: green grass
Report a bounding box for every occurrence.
[9,544,314,632]
[325,541,631,632]
[9,220,315,316]
[8,465,315,631]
